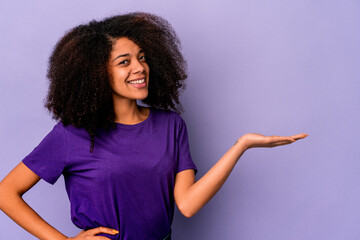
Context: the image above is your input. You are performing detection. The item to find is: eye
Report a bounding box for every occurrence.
[139,55,146,61]
[118,60,129,65]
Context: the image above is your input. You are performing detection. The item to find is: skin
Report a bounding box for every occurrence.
[0,37,308,239]
[107,37,150,124]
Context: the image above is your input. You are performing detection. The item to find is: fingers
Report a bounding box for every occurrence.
[275,139,295,146]
[243,132,308,149]
[269,136,296,143]
[291,133,309,140]
[271,133,309,147]
[270,138,295,147]
[86,227,119,236]
[271,133,308,142]
[266,136,296,147]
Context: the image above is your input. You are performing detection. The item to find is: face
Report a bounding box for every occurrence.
[107,37,150,102]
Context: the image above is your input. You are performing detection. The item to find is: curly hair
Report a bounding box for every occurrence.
[45,12,188,152]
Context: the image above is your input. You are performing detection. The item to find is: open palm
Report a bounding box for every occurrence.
[240,133,308,150]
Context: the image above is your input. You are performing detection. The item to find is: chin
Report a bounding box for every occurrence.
[135,92,149,100]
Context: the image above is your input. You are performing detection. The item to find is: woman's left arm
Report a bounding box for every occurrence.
[174,133,308,218]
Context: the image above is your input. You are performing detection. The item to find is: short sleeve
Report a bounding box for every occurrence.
[22,122,67,185]
[176,116,198,175]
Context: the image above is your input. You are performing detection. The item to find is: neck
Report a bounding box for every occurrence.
[113,98,146,124]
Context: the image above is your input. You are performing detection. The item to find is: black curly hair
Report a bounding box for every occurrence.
[45,12,188,153]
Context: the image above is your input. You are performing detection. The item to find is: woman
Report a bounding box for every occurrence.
[0,12,308,240]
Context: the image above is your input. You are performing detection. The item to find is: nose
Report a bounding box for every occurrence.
[132,59,146,74]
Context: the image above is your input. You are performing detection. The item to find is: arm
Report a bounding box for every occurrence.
[0,162,69,240]
[0,162,117,240]
[174,137,246,218]
[174,133,308,218]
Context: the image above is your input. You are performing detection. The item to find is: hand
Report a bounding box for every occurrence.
[239,133,308,150]
[67,227,119,240]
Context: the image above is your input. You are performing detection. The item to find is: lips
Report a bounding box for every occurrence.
[127,76,146,83]
[128,79,146,89]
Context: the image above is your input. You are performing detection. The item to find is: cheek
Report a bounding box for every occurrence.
[144,64,150,75]
[110,69,131,84]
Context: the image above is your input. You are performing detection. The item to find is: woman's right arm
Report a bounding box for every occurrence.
[0,162,118,240]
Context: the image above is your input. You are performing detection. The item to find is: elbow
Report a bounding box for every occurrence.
[180,209,194,218]
[183,212,195,218]
[0,183,9,210]
[178,204,197,218]
[0,184,6,210]
[0,183,20,210]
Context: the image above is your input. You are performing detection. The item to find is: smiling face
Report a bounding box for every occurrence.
[107,37,150,103]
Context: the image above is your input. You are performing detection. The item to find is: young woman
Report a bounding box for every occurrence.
[0,12,308,240]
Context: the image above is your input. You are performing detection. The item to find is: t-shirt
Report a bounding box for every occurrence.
[22,107,197,240]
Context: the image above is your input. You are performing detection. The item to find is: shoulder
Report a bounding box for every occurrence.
[150,107,182,121]
[150,107,188,132]
[150,108,188,136]
[55,121,89,140]
[39,121,68,146]
[44,121,66,137]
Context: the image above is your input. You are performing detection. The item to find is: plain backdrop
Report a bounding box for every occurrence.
[0,0,359,239]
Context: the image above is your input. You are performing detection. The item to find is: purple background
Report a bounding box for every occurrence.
[1,1,359,239]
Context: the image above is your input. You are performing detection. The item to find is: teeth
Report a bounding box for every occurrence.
[128,78,145,84]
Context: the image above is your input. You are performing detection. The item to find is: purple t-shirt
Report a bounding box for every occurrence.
[22,107,197,240]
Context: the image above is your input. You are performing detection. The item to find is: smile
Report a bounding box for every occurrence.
[127,78,147,89]
[127,78,145,84]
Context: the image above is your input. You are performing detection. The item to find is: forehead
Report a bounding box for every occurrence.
[111,37,141,53]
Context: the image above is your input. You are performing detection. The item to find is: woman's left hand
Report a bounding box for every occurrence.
[239,133,309,150]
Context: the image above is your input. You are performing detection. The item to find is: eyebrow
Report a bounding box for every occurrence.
[112,49,144,62]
